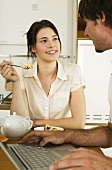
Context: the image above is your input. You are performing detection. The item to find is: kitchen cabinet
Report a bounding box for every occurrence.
[77,0,89,40]
[77,16,88,40]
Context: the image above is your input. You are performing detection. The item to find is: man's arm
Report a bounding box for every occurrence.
[40,126,112,147]
[108,122,112,129]
[62,126,112,148]
[19,125,112,148]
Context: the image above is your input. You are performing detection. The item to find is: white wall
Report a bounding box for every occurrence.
[0,0,75,57]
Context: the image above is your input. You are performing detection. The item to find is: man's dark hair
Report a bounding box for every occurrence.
[79,0,112,27]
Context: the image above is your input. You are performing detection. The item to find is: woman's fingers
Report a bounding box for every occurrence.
[0,60,11,69]
[0,60,19,82]
[1,65,12,76]
[1,65,15,80]
[0,61,12,76]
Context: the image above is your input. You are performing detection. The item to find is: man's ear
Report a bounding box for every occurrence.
[101,13,106,23]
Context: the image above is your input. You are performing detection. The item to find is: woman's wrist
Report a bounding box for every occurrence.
[32,119,38,128]
[12,78,20,86]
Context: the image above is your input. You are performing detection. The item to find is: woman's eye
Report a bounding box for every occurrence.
[53,37,58,41]
[41,39,47,43]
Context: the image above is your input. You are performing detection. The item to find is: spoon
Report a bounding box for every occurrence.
[10,64,33,69]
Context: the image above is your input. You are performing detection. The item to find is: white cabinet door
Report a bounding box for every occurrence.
[78,40,112,123]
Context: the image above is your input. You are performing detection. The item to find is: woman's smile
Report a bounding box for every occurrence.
[46,50,57,55]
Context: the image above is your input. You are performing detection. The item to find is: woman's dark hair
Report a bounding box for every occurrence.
[79,0,112,27]
[26,19,61,58]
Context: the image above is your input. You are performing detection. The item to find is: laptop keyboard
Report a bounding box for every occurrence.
[10,144,59,170]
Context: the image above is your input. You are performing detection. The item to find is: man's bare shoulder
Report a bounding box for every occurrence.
[108,116,112,129]
[108,122,112,129]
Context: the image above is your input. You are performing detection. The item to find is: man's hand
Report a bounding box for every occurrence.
[19,130,68,146]
[49,148,112,170]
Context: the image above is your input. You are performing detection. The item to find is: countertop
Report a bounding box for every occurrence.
[0,98,11,110]
[0,103,11,110]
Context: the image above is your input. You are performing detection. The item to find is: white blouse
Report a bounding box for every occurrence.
[15,60,85,119]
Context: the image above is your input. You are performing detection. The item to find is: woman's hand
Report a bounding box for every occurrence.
[0,60,19,82]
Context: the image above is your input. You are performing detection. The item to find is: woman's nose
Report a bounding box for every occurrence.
[48,41,55,48]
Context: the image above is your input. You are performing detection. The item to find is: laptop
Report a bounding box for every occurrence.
[0,141,75,170]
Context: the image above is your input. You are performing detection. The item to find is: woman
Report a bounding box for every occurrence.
[0,19,86,129]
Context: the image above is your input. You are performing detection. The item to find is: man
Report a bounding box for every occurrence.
[19,0,112,169]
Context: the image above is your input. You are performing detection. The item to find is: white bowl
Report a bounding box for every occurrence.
[34,126,64,131]
[34,127,44,131]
